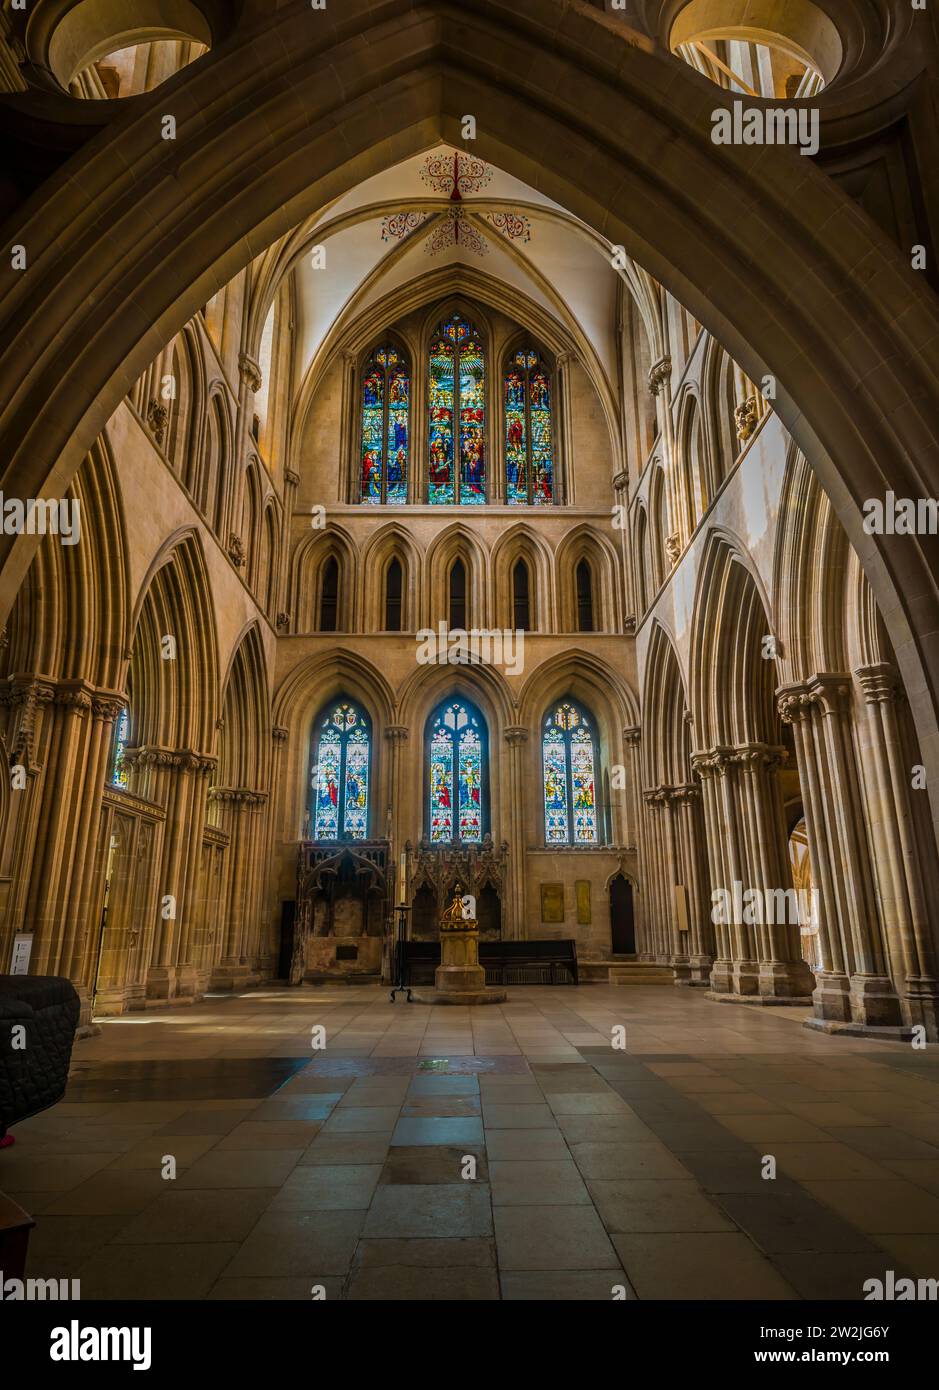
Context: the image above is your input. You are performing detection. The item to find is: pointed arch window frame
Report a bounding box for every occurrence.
[424,697,490,846]
[427,312,487,506]
[542,698,602,847]
[309,698,372,842]
[503,343,557,506]
[359,343,410,505]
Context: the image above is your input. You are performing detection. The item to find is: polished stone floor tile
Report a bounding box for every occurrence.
[612,1232,798,1300]
[379,1145,487,1184]
[501,1269,636,1299]
[494,1205,621,1271]
[112,1187,275,1243]
[390,1116,484,1146]
[223,1210,364,1277]
[266,1164,381,1212]
[76,1241,242,1300]
[176,1149,303,1190]
[362,1183,492,1238]
[490,1159,591,1206]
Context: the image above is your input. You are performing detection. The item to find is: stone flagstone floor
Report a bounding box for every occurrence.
[5,983,939,1300]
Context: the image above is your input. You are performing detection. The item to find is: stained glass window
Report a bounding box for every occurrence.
[542,701,599,846]
[505,347,554,505]
[428,315,486,504]
[360,346,409,504]
[427,699,487,844]
[310,700,371,841]
[108,707,130,789]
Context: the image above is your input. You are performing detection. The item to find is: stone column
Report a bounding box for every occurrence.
[230,351,262,544]
[779,678,900,1029]
[504,726,529,939]
[209,788,269,990]
[128,747,216,1002]
[13,679,118,1024]
[692,749,752,994]
[613,469,634,623]
[734,743,814,999]
[649,355,681,560]
[660,788,691,981]
[555,352,576,506]
[671,783,714,984]
[856,664,939,1037]
[338,351,358,504]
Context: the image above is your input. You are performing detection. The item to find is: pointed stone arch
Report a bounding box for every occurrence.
[490,523,554,632]
[359,522,422,633]
[290,523,357,633]
[425,522,490,631]
[556,525,621,634]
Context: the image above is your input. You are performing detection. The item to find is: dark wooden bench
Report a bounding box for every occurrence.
[399,939,578,987]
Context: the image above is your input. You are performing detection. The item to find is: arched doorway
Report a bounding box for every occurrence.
[610,874,636,955]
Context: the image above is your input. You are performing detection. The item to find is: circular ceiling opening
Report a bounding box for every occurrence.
[670,1,843,99]
[46,0,211,98]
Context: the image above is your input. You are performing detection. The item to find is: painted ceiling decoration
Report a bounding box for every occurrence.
[379,151,533,258]
[425,207,489,257]
[485,211,532,243]
[380,210,431,242]
[419,150,493,198]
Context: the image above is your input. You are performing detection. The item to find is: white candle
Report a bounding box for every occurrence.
[397,851,407,907]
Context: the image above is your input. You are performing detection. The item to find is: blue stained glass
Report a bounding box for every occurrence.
[360,348,408,504]
[505,348,553,505]
[109,707,130,789]
[310,700,371,840]
[427,700,486,843]
[428,338,455,504]
[429,315,485,504]
[542,701,598,845]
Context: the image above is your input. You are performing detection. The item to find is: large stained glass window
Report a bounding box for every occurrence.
[505,347,554,505]
[542,701,599,846]
[108,707,131,789]
[360,346,409,504]
[310,700,371,841]
[427,699,487,844]
[428,315,486,504]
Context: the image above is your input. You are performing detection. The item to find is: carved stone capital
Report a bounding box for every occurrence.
[284,469,301,487]
[227,533,246,568]
[855,662,899,706]
[272,726,289,743]
[648,356,671,397]
[504,725,529,747]
[208,786,269,807]
[778,675,851,724]
[238,352,263,392]
[92,694,126,723]
[385,725,410,743]
[623,726,641,749]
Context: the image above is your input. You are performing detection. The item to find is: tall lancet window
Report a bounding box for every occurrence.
[505,347,554,504]
[542,700,600,846]
[108,707,131,789]
[427,699,488,845]
[360,345,409,504]
[428,314,486,504]
[310,700,371,841]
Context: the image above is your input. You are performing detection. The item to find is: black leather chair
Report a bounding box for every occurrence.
[0,976,81,1148]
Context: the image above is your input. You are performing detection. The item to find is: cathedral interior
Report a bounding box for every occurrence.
[2,0,939,1325]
